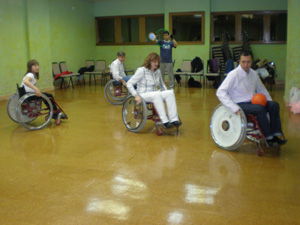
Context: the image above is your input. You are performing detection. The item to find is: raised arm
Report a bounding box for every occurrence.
[172,36,178,48]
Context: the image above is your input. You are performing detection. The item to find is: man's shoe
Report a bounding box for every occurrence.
[172,121,182,127]
[273,137,287,146]
[164,122,174,129]
[267,138,278,147]
[60,113,67,119]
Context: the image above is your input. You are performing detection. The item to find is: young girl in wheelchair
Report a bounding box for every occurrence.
[21,59,66,119]
[126,52,181,128]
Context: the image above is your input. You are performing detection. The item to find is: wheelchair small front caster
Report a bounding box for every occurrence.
[256,143,263,156]
[55,119,61,125]
[156,125,164,136]
[55,113,62,125]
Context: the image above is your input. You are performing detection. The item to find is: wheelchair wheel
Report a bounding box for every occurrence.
[7,92,20,123]
[16,93,53,130]
[104,79,129,105]
[210,104,247,151]
[122,96,147,133]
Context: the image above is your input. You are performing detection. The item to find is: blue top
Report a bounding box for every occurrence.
[157,40,175,63]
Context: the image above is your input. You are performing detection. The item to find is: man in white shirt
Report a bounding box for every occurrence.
[216,51,287,147]
[110,51,132,86]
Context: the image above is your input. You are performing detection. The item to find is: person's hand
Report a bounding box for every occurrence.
[135,95,142,104]
[235,109,242,117]
[121,80,127,87]
[35,89,42,97]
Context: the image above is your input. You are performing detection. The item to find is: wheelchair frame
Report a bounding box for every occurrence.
[7,86,68,130]
[245,114,269,156]
[210,103,283,156]
[122,96,180,135]
[104,79,129,105]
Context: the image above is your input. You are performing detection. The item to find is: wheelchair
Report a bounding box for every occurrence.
[210,103,282,156]
[7,85,68,130]
[104,76,129,105]
[122,96,181,136]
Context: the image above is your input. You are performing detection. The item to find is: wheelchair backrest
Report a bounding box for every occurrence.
[17,84,26,98]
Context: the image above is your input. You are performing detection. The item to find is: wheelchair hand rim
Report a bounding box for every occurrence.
[122,96,148,132]
[210,103,247,151]
[16,93,53,130]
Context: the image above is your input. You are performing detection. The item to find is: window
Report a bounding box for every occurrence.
[213,15,235,41]
[121,17,139,43]
[145,16,164,42]
[170,12,205,44]
[97,18,115,43]
[211,11,287,44]
[95,14,164,45]
[242,14,264,41]
[270,13,287,41]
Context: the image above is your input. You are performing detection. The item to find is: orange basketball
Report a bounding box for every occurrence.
[251,93,267,106]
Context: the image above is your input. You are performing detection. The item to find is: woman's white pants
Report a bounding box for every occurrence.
[140,90,179,124]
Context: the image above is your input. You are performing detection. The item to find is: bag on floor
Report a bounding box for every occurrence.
[175,69,182,84]
[213,77,221,89]
[188,77,202,88]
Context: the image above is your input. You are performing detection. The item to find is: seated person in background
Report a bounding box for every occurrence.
[126,52,181,128]
[216,50,287,147]
[22,59,65,119]
[110,51,132,86]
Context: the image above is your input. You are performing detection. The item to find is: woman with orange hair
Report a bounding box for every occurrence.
[127,52,181,128]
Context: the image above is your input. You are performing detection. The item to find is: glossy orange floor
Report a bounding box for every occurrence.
[0,82,300,225]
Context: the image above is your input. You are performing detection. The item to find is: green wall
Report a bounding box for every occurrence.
[0,0,95,97]
[211,0,287,11]
[27,0,52,90]
[251,45,286,81]
[49,0,95,71]
[0,0,28,96]
[285,0,300,101]
[94,0,164,16]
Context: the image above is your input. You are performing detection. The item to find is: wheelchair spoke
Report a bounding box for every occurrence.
[16,94,53,130]
[104,80,129,105]
[122,96,147,133]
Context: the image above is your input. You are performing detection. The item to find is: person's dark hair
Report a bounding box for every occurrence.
[163,30,170,35]
[26,59,39,80]
[239,50,253,60]
[143,52,161,70]
[117,51,125,57]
